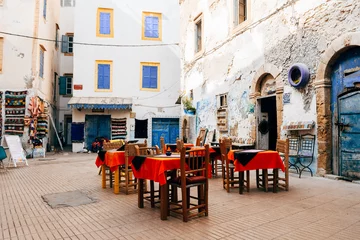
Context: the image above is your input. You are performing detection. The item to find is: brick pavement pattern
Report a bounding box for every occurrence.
[1,153,360,240]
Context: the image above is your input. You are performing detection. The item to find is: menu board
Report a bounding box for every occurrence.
[4,135,28,167]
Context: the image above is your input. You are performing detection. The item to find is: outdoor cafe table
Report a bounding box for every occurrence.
[95,150,134,194]
[227,149,285,194]
[131,154,181,220]
[131,151,212,220]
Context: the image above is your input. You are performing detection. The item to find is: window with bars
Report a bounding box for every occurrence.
[234,0,247,26]
[195,16,202,53]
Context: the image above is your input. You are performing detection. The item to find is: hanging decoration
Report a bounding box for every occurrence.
[4,91,27,136]
[111,118,127,140]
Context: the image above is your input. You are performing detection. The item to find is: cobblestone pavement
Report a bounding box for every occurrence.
[1,152,360,240]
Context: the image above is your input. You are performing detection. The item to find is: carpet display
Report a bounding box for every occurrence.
[5,91,27,136]
[111,118,127,140]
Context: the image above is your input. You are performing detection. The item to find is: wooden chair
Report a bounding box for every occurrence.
[256,139,289,191]
[118,141,148,194]
[220,138,250,193]
[135,145,161,207]
[216,137,232,177]
[168,144,210,222]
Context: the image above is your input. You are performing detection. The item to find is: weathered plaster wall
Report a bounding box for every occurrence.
[180,0,360,174]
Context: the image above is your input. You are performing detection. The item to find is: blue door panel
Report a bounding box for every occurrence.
[332,47,360,178]
[85,115,111,149]
[152,118,179,147]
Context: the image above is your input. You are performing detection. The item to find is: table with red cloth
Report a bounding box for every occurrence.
[227,149,285,194]
[131,153,211,220]
[95,150,134,194]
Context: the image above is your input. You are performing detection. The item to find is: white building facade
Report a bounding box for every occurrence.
[0,0,62,151]
[70,0,181,152]
[180,0,360,178]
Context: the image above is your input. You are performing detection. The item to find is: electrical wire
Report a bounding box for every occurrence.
[0,31,180,47]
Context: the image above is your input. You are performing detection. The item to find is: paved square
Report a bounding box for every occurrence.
[0,152,360,240]
[42,191,96,209]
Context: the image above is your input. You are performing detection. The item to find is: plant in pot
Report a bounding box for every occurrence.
[182,96,196,115]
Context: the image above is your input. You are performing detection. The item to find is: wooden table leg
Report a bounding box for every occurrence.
[138,179,144,208]
[101,165,106,189]
[239,171,244,194]
[262,169,268,192]
[113,167,119,194]
[273,168,279,193]
[160,183,169,220]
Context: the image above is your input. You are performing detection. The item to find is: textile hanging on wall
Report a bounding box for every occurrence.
[135,119,148,138]
[36,114,48,139]
[111,118,127,140]
[71,123,85,142]
[4,91,27,136]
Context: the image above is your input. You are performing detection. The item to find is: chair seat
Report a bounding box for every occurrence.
[169,175,207,185]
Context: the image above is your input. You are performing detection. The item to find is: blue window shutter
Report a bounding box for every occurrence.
[153,17,159,38]
[39,50,44,78]
[103,64,110,89]
[43,0,47,19]
[142,66,151,88]
[98,64,104,89]
[150,66,158,88]
[145,16,159,38]
[100,12,110,35]
[59,76,67,95]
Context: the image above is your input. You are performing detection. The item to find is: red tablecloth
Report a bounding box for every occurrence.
[228,150,285,172]
[95,151,134,172]
[132,155,181,185]
[132,154,212,185]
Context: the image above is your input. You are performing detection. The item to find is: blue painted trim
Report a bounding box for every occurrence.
[68,104,132,109]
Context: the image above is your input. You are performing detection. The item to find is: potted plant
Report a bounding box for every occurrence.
[182,96,196,115]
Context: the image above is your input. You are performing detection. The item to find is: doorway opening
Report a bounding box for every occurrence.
[257,96,277,150]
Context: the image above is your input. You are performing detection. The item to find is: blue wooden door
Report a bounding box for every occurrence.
[338,91,360,178]
[152,118,179,147]
[331,47,360,178]
[85,115,111,149]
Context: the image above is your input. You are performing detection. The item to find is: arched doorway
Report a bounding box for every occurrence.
[330,47,360,179]
[250,64,283,150]
[315,32,360,177]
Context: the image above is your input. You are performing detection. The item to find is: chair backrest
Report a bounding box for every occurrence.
[299,134,315,157]
[160,137,165,153]
[220,137,232,150]
[288,136,300,156]
[176,139,184,152]
[179,144,209,183]
[219,138,229,164]
[276,139,289,157]
[135,145,160,156]
[103,141,124,151]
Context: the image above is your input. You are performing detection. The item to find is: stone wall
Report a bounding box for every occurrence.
[180,0,360,175]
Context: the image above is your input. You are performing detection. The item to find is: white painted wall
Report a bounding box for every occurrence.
[57,5,75,134]
[0,0,35,88]
[72,0,181,148]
